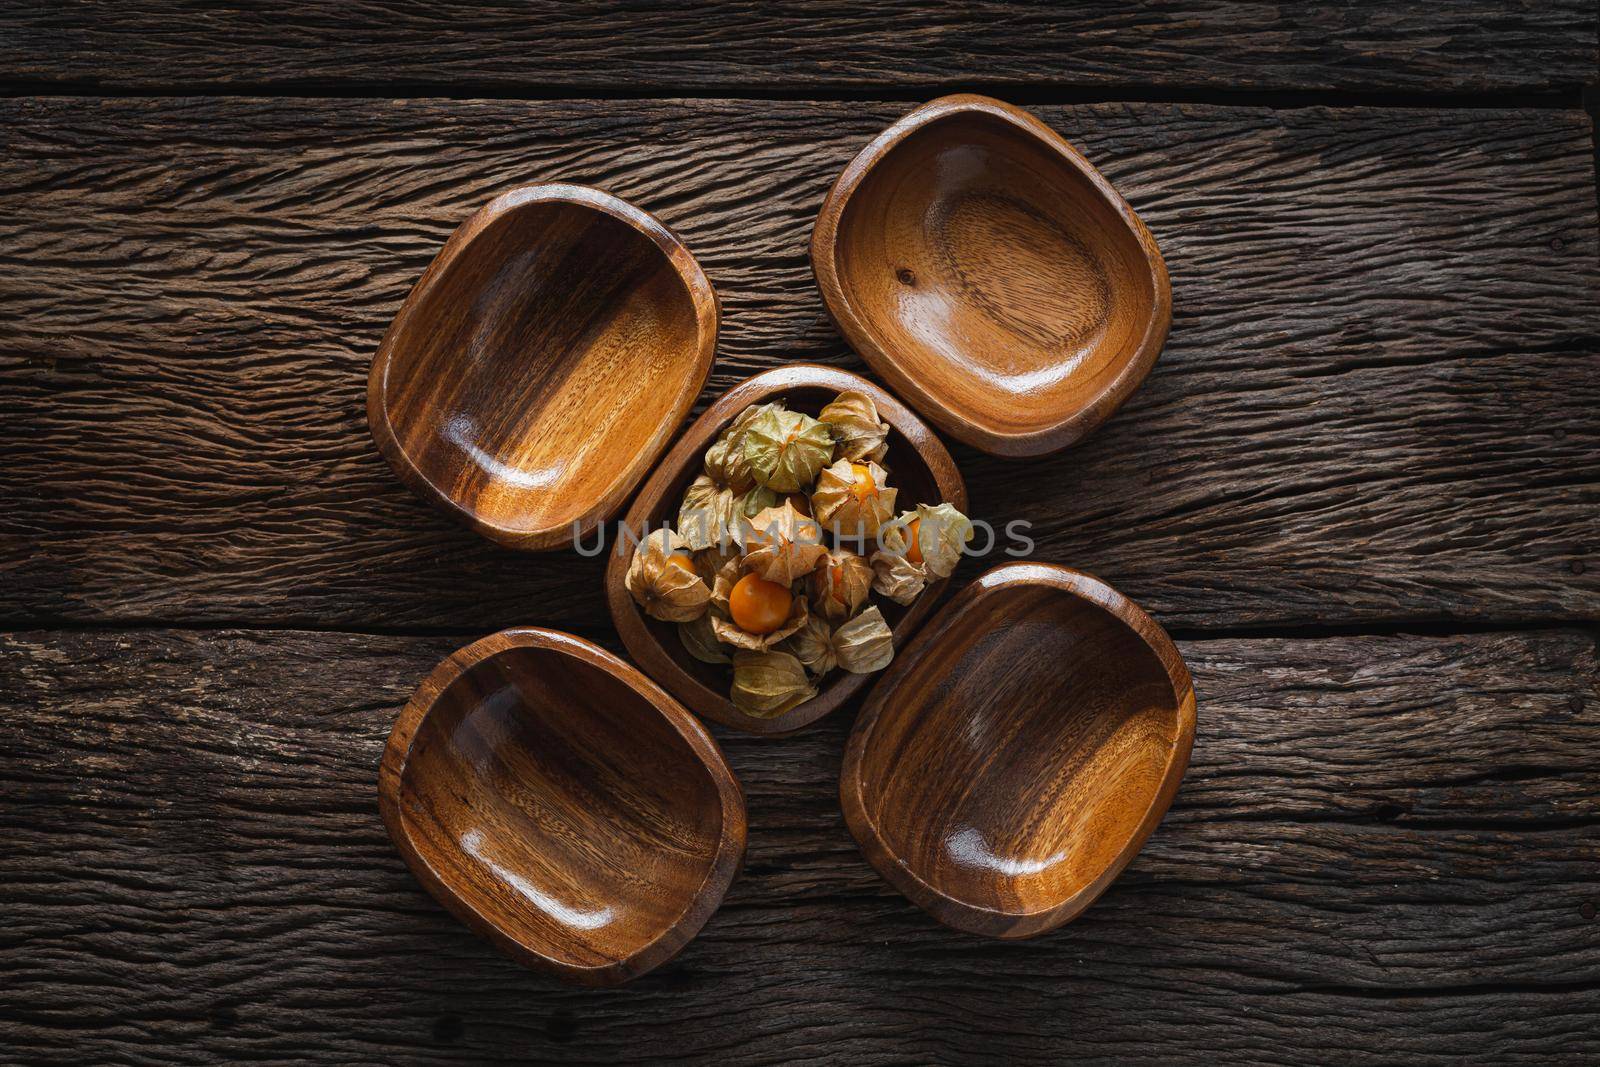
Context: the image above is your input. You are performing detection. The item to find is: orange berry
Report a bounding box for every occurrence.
[828,563,847,604]
[665,553,696,575]
[849,463,877,504]
[729,572,792,635]
[904,518,923,565]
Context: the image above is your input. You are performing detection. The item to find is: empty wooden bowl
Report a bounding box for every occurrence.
[605,365,966,735]
[841,563,1195,938]
[811,95,1171,458]
[377,628,745,985]
[369,184,718,550]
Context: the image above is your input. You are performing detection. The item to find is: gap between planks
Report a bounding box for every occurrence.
[1,614,1595,645]
[0,80,1590,111]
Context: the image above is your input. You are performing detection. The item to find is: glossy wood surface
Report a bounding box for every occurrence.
[605,365,966,735]
[812,95,1171,457]
[368,184,718,550]
[842,563,1196,938]
[377,628,745,985]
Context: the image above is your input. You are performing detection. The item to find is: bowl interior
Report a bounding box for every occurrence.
[379,197,706,537]
[639,384,943,700]
[396,642,725,970]
[832,110,1158,440]
[853,581,1184,917]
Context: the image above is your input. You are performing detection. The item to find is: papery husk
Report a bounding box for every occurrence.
[703,403,772,493]
[833,605,894,674]
[819,390,890,464]
[730,650,818,719]
[738,500,827,586]
[870,549,928,606]
[625,528,710,622]
[711,590,810,651]
[678,609,731,665]
[876,517,911,557]
[743,406,834,493]
[710,556,744,616]
[678,474,738,551]
[737,484,780,518]
[812,458,897,538]
[903,502,974,579]
[782,614,837,677]
[694,544,742,589]
[807,548,873,623]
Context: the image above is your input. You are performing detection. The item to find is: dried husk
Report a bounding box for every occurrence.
[709,556,744,616]
[905,502,974,579]
[738,500,827,586]
[743,406,834,493]
[737,484,780,518]
[730,650,818,719]
[678,474,738,551]
[876,516,911,557]
[694,544,741,589]
[833,605,895,674]
[870,549,928,606]
[782,614,837,677]
[625,528,710,622]
[819,390,890,463]
[678,610,731,665]
[711,590,810,650]
[812,458,897,538]
[703,403,771,492]
[807,548,873,623]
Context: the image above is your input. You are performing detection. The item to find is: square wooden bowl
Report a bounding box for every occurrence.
[378,629,746,985]
[369,184,717,549]
[812,94,1171,458]
[841,564,1196,938]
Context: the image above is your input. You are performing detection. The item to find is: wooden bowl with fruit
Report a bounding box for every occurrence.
[605,364,967,735]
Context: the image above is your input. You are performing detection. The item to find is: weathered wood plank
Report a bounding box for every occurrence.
[1,1,1595,94]
[1,98,1597,631]
[1,627,1596,1063]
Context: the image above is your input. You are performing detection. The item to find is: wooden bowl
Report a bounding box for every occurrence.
[377,628,746,985]
[605,365,966,735]
[811,95,1171,458]
[840,563,1195,938]
[369,184,718,550]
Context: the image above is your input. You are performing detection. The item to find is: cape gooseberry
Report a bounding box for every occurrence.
[729,572,792,635]
[904,518,923,564]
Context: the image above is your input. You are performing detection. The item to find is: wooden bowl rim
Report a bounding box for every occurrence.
[605,364,968,736]
[810,94,1173,459]
[368,183,720,550]
[839,562,1197,939]
[376,626,747,985]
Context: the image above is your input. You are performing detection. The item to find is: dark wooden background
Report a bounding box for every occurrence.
[3,4,1598,1064]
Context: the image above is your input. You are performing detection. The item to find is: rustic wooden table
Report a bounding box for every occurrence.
[3,5,1599,1064]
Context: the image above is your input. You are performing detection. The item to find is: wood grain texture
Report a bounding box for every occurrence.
[2,98,1597,631]
[369,184,718,549]
[606,365,965,735]
[813,94,1172,456]
[1,1,1595,93]
[843,565,1196,937]
[377,628,745,985]
[1,626,1596,1063]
